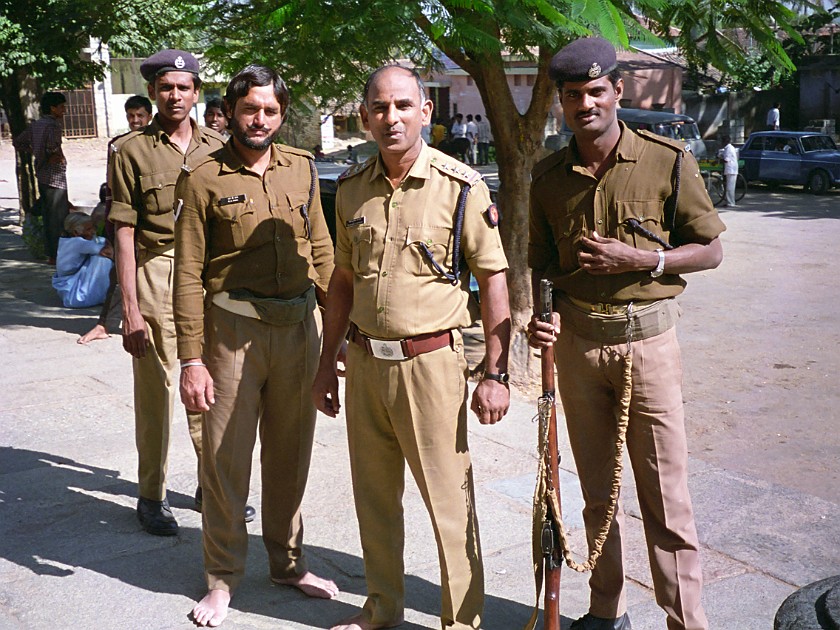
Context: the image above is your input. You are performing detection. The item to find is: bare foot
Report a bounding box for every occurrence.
[330,612,403,630]
[191,589,230,627]
[78,324,110,344]
[271,571,339,599]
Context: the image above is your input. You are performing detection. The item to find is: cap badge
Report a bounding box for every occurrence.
[174,55,186,69]
[588,62,602,78]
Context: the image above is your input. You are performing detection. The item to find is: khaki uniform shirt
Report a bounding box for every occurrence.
[335,143,507,339]
[174,142,334,359]
[108,116,225,253]
[529,122,726,303]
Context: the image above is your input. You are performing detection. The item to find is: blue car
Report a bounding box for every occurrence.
[740,131,840,194]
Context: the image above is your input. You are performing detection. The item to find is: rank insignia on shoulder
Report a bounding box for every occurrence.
[219,194,246,206]
[345,216,365,227]
[485,203,500,227]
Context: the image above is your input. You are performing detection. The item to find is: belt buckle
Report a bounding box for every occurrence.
[369,338,407,361]
[593,302,611,315]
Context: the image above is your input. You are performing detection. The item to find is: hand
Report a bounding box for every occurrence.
[312,364,341,418]
[99,243,114,259]
[180,364,214,412]
[122,307,149,358]
[527,313,560,349]
[578,231,646,275]
[470,378,510,425]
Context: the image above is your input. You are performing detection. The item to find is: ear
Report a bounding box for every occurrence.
[146,82,156,100]
[614,78,624,101]
[421,99,434,126]
[360,104,370,131]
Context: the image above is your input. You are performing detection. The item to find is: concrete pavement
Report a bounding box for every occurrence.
[2,142,839,629]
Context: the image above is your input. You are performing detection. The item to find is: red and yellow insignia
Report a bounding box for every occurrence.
[485,203,500,227]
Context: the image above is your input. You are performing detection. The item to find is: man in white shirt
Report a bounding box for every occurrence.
[766,103,780,130]
[718,134,739,208]
[465,114,478,165]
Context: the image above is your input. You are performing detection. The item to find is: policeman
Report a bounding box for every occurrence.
[527,38,725,630]
[174,64,338,627]
[109,49,234,536]
[312,65,511,630]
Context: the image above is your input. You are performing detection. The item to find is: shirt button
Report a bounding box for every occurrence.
[377,306,384,313]
[597,219,603,225]
[596,186,601,191]
[382,271,388,277]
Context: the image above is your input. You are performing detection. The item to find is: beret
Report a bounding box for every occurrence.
[140,50,200,82]
[549,37,617,84]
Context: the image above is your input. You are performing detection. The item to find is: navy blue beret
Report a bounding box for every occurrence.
[549,37,618,84]
[140,50,200,82]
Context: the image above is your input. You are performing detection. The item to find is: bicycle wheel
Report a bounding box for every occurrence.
[708,173,725,205]
[734,174,747,202]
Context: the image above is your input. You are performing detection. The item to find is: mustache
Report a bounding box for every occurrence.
[246,123,271,132]
[576,110,598,119]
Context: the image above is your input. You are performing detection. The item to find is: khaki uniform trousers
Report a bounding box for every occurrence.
[201,304,319,592]
[134,250,202,501]
[345,337,483,630]
[555,325,708,630]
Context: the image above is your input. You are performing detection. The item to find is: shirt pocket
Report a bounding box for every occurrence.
[403,226,452,276]
[554,210,587,272]
[349,225,373,274]
[213,199,255,249]
[286,191,311,239]
[616,200,666,251]
[139,169,180,215]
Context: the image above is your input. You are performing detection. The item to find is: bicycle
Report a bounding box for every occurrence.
[699,161,746,206]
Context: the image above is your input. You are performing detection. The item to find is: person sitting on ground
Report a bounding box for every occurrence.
[53,213,114,308]
[345,143,358,164]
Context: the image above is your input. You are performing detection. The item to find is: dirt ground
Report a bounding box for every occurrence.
[3,137,839,507]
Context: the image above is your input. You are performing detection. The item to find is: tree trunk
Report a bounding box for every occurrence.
[2,70,39,223]
[467,49,557,387]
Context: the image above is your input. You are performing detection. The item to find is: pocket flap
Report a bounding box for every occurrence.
[405,226,450,247]
[139,169,180,193]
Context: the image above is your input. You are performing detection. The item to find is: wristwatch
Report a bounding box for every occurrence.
[483,372,510,384]
[650,248,665,278]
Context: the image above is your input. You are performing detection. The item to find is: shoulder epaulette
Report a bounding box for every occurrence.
[427,149,482,186]
[110,129,143,153]
[200,127,226,144]
[531,148,568,182]
[636,129,689,154]
[277,144,314,160]
[338,156,375,182]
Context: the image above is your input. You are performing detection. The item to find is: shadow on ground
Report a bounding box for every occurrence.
[0,446,546,629]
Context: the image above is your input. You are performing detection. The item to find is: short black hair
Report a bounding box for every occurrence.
[224,65,289,119]
[205,95,223,111]
[124,95,152,114]
[362,65,427,105]
[40,92,66,115]
[556,67,622,91]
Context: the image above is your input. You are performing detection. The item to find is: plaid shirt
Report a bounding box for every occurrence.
[27,115,67,189]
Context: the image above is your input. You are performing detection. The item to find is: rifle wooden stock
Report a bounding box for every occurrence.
[540,279,561,630]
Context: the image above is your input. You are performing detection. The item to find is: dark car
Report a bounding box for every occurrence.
[739,131,840,194]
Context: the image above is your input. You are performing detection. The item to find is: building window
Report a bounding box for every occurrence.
[513,75,521,87]
[527,75,535,86]
[467,76,473,86]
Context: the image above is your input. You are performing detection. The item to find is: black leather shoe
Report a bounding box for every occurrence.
[195,486,256,523]
[137,497,179,536]
[570,613,632,630]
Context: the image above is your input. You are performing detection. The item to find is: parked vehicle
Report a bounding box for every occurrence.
[739,131,840,194]
[546,108,707,158]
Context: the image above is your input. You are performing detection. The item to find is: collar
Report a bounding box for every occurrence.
[564,120,641,172]
[218,141,286,175]
[368,141,432,185]
[147,115,208,149]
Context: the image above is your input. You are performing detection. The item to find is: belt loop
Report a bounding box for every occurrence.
[402,338,414,358]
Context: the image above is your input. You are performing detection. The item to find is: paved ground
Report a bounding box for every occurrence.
[1,139,839,629]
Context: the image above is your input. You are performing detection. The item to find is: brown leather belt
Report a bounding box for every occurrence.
[566,295,658,315]
[349,323,452,361]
